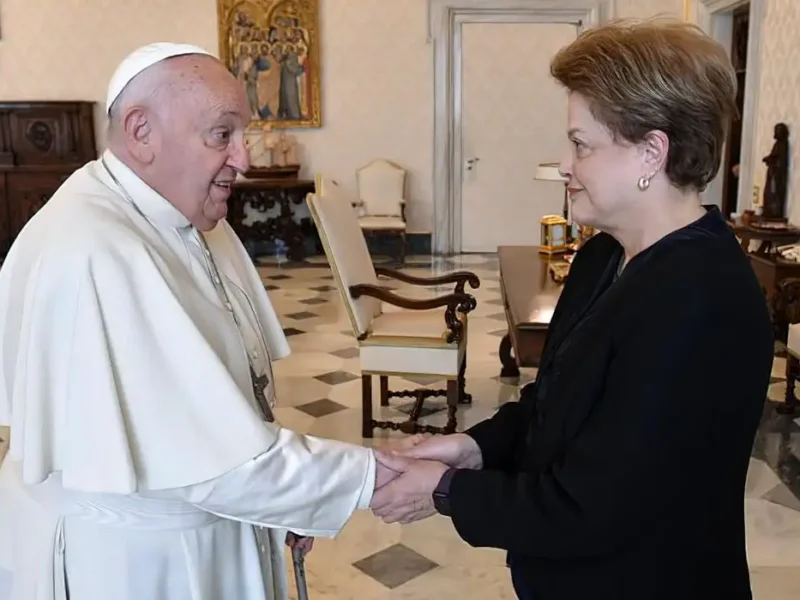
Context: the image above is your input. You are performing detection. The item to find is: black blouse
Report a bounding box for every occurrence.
[449,206,774,599]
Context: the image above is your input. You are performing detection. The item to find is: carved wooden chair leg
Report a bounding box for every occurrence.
[362,374,374,438]
[779,353,800,415]
[399,232,407,265]
[444,379,459,434]
[398,390,426,434]
[458,351,471,405]
[380,376,390,406]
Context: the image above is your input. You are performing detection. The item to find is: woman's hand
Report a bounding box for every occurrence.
[393,433,483,470]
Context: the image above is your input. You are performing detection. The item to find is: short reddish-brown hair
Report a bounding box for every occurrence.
[550,19,737,191]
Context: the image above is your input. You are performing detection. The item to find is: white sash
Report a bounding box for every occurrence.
[1,460,220,600]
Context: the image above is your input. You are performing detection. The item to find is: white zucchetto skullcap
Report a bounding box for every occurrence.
[106,42,214,114]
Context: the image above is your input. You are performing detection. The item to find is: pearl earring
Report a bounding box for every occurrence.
[637,176,651,191]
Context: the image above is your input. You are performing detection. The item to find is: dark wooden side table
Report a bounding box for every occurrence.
[498,246,568,377]
[728,219,800,255]
[773,276,800,416]
[227,178,317,261]
[749,253,800,342]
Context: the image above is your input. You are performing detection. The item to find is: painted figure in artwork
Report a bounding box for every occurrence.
[255,45,282,119]
[762,122,790,220]
[226,3,314,125]
[278,45,304,120]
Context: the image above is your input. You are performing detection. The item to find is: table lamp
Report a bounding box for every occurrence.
[534,162,570,220]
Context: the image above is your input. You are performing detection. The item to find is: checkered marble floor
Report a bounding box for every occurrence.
[3,252,800,597]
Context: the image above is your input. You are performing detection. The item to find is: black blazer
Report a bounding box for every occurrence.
[449,207,774,599]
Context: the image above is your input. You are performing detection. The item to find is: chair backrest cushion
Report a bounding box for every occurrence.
[357,159,406,217]
[307,191,380,338]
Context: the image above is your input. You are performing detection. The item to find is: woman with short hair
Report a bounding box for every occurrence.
[371,19,775,600]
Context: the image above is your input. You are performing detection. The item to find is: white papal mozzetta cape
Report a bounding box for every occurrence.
[0,150,375,600]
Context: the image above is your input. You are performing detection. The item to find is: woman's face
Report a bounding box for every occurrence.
[558,92,648,230]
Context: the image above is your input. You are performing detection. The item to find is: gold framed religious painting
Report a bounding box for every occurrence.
[217,0,321,128]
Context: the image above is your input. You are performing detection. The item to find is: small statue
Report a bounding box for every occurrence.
[762,122,790,221]
[277,132,298,166]
[263,124,279,167]
[243,124,276,167]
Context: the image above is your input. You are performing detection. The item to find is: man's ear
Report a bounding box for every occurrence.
[121,106,155,164]
[640,129,670,176]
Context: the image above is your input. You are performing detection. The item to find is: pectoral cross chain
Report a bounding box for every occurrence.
[197,232,276,424]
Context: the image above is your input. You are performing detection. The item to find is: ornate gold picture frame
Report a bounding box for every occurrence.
[217,0,321,129]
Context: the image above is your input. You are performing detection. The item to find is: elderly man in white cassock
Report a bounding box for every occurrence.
[0,43,399,600]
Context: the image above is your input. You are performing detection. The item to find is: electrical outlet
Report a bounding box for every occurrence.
[752,185,760,206]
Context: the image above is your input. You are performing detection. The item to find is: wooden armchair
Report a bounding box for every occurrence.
[776,277,800,415]
[306,190,479,437]
[355,159,408,264]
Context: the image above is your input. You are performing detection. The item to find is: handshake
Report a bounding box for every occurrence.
[369,432,483,525]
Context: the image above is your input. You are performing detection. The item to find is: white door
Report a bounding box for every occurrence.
[459,22,578,253]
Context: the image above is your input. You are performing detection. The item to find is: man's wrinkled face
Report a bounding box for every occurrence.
[152,57,251,231]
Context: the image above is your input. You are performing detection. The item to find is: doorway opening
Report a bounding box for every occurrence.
[458,21,579,253]
[720,3,750,218]
[689,0,762,217]
[429,0,616,255]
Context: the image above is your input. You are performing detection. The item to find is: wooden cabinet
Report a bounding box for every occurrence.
[0,101,97,255]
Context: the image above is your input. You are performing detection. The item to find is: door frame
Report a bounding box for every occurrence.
[429,0,616,255]
[685,0,763,214]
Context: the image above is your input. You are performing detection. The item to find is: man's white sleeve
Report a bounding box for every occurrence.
[151,428,376,538]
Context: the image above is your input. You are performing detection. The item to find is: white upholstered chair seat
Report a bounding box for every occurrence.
[358,215,406,231]
[370,310,453,341]
[360,337,465,380]
[361,311,466,377]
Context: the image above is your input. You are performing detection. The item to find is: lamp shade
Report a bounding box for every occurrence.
[534,162,568,182]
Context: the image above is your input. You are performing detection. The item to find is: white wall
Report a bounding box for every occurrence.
[752,0,800,224]
[0,0,219,157]
[0,0,690,233]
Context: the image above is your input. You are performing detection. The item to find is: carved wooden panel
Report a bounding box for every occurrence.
[0,101,96,255]
[6,173,69,235]
[0,175,9,255]
[2,102,94,167]
[228,178,317,260]
[0,111,12,168]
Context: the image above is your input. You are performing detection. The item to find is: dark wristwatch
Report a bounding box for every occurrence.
[432,468,457,516]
